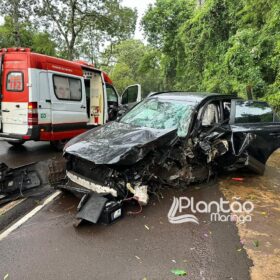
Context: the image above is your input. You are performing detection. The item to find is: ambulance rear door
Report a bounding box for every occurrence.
[1,67,29,135]
[86,70,106,125]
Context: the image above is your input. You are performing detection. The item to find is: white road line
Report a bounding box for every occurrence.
[0,190,62,242]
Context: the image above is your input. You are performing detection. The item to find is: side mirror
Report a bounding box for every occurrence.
[121,84,142,105]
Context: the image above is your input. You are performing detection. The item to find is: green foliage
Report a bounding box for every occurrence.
[101,39,162,95]
[37,0,137,60]
[142,0,195,89]
[0,0,136,60]
[0,17,56,55]
[142,0,280,109]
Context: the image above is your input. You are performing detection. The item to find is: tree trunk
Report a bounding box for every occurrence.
[12,0,20,46]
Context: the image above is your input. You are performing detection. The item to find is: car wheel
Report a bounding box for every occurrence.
[7,140,25,146]
[50,140,68,151]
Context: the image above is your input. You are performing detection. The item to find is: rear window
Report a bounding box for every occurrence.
[53,75,82,101]
[6,72,24,92]
[235,101,274,123]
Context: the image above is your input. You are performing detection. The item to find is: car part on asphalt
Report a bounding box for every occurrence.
[0,160,53,205]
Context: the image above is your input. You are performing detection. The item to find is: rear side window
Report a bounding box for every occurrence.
[235,101,274,123]
[6,72,24,92]
[53,75,82,101]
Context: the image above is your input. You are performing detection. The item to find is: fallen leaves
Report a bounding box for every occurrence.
[171,269,187,276]
[253,240,260,248]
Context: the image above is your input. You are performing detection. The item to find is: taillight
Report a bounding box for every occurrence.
[28,102,38,125]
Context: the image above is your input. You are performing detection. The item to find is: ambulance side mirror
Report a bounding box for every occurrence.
[120,84,142,106]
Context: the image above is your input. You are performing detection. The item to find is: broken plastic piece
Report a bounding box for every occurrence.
[231,177,244,182]
[126,183,149,206]
[76,194,108,224]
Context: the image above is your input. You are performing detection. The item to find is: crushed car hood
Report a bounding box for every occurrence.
[65,121,178,165]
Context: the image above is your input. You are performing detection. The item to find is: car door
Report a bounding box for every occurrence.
[229,100,280,164]
[120,84,142,109]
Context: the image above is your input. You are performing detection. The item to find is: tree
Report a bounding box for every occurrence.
[142,0,280,111]
[101,39,162,95]
[142,0,195,89]
[36,0,137,60]
[0,17,56,55]
[0,0,36,46]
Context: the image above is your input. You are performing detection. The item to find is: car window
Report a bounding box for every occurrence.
[235,101,273,123]
[106,85,118,102]
[201,103,220,126]
[120,97,194,131]
[6,72,24,92]
[53,75,82,101]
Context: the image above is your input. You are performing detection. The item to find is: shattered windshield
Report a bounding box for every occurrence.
[120,97,194,133]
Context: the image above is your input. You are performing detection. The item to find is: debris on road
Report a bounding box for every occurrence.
[171,269,187,276]
[252,240,259,248]
[232,178,244,182]
[0,160,52,206]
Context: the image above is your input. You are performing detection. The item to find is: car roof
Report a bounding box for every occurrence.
[148,91,238,104]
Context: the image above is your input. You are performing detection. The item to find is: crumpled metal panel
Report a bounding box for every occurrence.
[65,121,177,165]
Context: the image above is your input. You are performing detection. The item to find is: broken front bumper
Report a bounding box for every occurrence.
[66,171,117,197]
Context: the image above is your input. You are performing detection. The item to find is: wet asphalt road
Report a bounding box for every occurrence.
[0,141,60,168]
[0,141,252,280]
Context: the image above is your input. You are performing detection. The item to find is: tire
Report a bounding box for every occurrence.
[7,140,25,146]
[50,139,68,151]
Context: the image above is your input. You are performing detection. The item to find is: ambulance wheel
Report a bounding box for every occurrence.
[50,140,68,151]
[7,140,25,146]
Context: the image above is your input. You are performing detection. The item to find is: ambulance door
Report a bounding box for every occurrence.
[37,71,51,134]
[88,71,106,125]
[1,69,29,135]
[49,73,87,136]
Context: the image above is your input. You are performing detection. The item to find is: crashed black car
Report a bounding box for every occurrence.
[60,92,280,223]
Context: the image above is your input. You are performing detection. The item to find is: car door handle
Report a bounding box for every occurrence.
[46,99,51,103]
[16,105,20,108]
[81,105,86,109]
[2,109,10,112]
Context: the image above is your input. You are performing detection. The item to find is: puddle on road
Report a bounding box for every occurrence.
[219,149,280,280]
